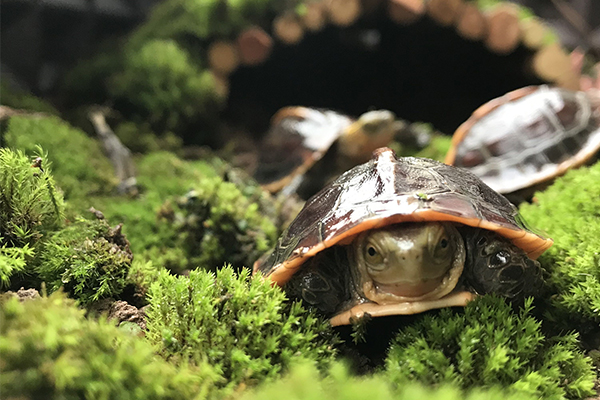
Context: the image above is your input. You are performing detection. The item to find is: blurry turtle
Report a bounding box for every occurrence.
[253,107,415,199]
[445,85,600,201]
[254,148,551,326]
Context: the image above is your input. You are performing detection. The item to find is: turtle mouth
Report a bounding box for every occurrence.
[362,255,465,304]
[374,274,448,298]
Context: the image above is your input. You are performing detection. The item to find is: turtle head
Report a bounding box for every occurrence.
[462,229,545,299]
[337,110,401,163]
[354,222,466,304]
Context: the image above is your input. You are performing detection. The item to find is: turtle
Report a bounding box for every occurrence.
[445,85,600,199]
[253,148,552,326]
[253,107,406,198]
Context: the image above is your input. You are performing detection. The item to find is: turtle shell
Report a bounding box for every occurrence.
[445,86,600,194]
[254,148,552,285]
[253,107,353,193]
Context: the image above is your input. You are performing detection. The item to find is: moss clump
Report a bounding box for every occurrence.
[0,80,59,115]
[0,148,64,248]
[519,162,600,324]
[4,115,116,200]
[241,362,537,400]
[110,39,223,132]
[413,134,452,162]
[38,216,133,306]
[146,266,339,395]
[164,174,277,271]
[114,121,183,154]
[385,296,595,399]
[130,0,289,45]
[0,148,63,286]
[0,243,34,287]
[0,291,217,399]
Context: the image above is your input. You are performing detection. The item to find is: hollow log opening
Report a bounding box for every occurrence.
[223,7,546,137]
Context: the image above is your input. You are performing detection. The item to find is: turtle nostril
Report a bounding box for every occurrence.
[500,264,524,282]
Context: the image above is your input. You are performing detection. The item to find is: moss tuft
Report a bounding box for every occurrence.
[241,361,537,400]
[36,215,133,305]
[164,174,277,271]
[4,115,116,200]
[0,148,64,247]
[385,296,595,399]
[110,39,223,132]
[146,266,339,395]
[0,80,59,115]
[0,291,217,399]
[519,162,600,325]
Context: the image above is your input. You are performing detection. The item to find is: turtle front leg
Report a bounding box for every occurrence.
[460,227,545,299]
[284,246,353,316]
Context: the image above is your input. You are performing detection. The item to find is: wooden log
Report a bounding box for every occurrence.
[301,2,328,32]
[207,40,240,76]
[455,2,487,41]
[426,0,463,27]
[326,0,362,26]
[388,0,425,25]
[520,17,550,50]
[273,13,305,45]
[529,42,572,83]
[484,3,521,54]
[210,71,230,99]
[236,27,273,66]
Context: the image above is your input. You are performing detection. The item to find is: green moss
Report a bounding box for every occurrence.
[385,296,595,399]
[37,216,133,306]
[4,115,116,200]
[0,148,64,250]
[0,243,34,288]
[130,0,287,45]
[90,152,223,273]
[146,266,339,395]
[0,291,218,399]
[110,39,223,132]
[413,134,452,162]
[114,121,183,154]
[0,80,59,115]
[241,361,537,400]
[166,174,277,271]
[519,162,600,324]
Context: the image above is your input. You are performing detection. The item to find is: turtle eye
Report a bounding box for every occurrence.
[364,244,384,268]
[434,235,453,259]
[490,251,511,268]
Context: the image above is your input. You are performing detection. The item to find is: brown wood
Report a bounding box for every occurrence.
[455,2,487,41]
[520,17,549,50]
[529,42,572,84]
[236,27,273,66]
[210,71,230,99]
[426,0,463,26]
[302,2,328,31]
[326,0,362,26]
[273,13,305,44]
[484,3,521,54]
[388,0,425,24]
[207,41,240,76]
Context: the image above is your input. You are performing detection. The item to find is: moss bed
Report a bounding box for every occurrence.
[1,106,599,399]
[1,0,599,396]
